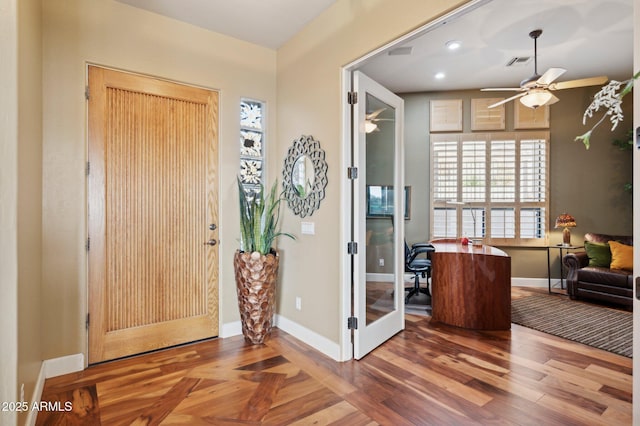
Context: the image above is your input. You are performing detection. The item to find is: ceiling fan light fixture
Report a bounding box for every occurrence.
[365,121,378,133]
[520,89,553,109]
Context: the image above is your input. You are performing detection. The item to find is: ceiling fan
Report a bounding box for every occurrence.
[365,108,393,133]
[481,29,608,109]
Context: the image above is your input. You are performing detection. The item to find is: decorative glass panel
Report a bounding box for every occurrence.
[240,159,262,185]
[239,99,265,191]
[240,130,262,158]
[240,101,263,130]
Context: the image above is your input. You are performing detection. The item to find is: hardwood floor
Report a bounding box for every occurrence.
[37,288,632,425]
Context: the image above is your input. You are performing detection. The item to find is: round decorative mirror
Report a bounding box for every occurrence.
[282,135,327,217]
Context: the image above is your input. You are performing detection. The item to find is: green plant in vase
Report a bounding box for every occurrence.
[234,178,295,344]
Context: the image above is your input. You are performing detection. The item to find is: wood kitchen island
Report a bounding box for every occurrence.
[430,241,511,330]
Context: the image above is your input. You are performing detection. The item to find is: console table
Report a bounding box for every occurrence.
[430,241,511,330]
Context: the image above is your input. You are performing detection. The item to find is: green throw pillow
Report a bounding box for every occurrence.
[584,241,611,267]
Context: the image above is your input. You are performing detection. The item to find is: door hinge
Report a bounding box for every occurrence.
[347,167,358,180]
[86,237,90,252]
[85,85,90,100]
[347,91,358,105]
[86,161,90,176]
[347,316,358,330]
[347,241,358,255]
[86,313,90,330]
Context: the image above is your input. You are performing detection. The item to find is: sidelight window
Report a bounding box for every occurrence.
[239,99,265,192]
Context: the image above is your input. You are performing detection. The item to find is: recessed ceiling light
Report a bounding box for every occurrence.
[434,72,446,80]
[445,40,462,50]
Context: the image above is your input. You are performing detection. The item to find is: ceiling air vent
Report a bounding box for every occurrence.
[388,46,413,56]
[506,56,531,67]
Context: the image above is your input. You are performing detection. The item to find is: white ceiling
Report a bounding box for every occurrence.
[115,0,338,49]
[359,0,633,93]
[115,0,633,93]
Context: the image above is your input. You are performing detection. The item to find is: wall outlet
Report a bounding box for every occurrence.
[301,222,315,235]
[295,297,302,310]
[379,258,385,267]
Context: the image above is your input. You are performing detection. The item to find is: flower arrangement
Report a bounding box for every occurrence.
[575,70,639,149]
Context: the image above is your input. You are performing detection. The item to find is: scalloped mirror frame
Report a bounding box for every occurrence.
[282,135,328,218]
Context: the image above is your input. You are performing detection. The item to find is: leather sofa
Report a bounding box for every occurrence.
[563,233,633,309]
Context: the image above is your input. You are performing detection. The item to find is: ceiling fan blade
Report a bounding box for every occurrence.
[366,108,386,120]
[488,93,526,108]
[548,75,608,90]
[537,68,567,85]
[546,93,560,105]
[481,87,522,92]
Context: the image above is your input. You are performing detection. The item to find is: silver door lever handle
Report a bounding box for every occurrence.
[204,239,217,246]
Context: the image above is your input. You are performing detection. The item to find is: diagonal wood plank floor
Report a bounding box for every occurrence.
[37,288,632,425]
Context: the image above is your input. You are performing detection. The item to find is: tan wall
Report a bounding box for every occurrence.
[18,0,43,421]
[402,87,633,278]
[42,0,277,360]
[0,0,19,423]
[275,0,469,343]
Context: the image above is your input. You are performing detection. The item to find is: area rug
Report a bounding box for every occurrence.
[511,294,632,358]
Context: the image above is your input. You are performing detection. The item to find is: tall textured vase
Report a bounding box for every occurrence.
[233,250,279,344]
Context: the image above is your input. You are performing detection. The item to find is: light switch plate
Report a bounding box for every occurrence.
[301,222,315,235]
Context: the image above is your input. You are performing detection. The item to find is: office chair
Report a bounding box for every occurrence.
[404,241,435,304]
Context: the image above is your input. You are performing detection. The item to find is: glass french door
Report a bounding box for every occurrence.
[353,71,404,359]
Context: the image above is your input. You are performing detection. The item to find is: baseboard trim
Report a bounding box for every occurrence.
[366,272,393,282]
[274,314,342,361]
[220,321,242,338]
[25,353,84,426]
[511,277,551,288]
[24,363,46,426]
[221,317,341,361]
[43,353,84,379]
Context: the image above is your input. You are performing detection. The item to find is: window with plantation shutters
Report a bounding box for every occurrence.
[430,132,549,245]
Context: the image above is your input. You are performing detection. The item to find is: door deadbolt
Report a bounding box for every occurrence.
[209,224,217,231]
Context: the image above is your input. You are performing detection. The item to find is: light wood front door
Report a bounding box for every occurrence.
[87,66,219,364]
